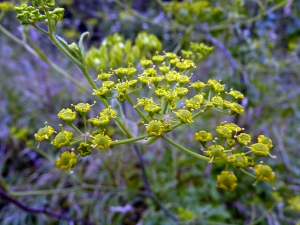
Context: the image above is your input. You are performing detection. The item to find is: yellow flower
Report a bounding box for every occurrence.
[217,171,238,191]
[56,151,76,170]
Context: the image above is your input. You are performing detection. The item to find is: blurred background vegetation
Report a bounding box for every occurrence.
[1,0,300,224]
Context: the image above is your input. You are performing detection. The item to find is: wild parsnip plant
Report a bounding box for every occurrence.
[16,0,276,192]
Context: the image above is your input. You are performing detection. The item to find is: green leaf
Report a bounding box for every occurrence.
[78,31,90,58]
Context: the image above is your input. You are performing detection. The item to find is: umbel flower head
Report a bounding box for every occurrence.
[35,124,55,147]
[145,120,164,136]
[228,90,244,99]
[35,124,54,142]
[254,164,275,186]
[194,131,213,142]
[237,133,251,145]
[224,123,242,132]
[174,109,193,123]
[227,153,249,168]
[205,145,226,163]
[257,135,273,149]
[216,125,232,139]
[57,108,76,123]
[92,133,112,150]
[52,130,74,148]
[56,151,76,170]
[248,143,275,158]
[73,102,95,115]
[229,103,244,114]
[185,94,204,109]
[100,107,117,119]
[88,116,110,127]
[217,171,238,191]
[227,139,236,147]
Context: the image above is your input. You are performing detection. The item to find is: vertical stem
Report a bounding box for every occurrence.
[43,8,54,34]
[82,115,87,133]
[131,144,178,222]
[48,33,82,68]
[126,94,149,123]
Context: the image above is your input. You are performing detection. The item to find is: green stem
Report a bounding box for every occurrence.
[154,0,166,12]
[126,94,149,123]
[69,123,83,134]
[208,90,212,102]
[44,8,54,34]
[115,116,132,138]
[10,185,145,197]
[162,100,169,115]
[111,135,148,146]
[81,183,146,195]
[144,136,159,145]
[10,187,82,197]
[170,107,208,131]
[80,66,99,90]
[0,24,89,91]
[240,168,257,179]
[75,155,81,165]
[213,107,233,115]
[161,135,211,162]
[225,163,229,171]
[48,33,82,68]
[0,175,8,193]
[173,24,194,54]
[32,24,49,35]
[82,115,87,132]
[0,25,37,56]
[78,67,126,132]
[80,67,133,137]
[0,10,4,21]
[192,107,208,119]
[47,29,133,139]
[33,148,54,162]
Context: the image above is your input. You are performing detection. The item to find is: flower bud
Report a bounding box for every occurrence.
[175,109,193,123]
[92,133,112,150]
[194,131,213,142]
[211,96,223,107]
[35,125,55,142]
[249,143,270,157]
[57,108,76,123]
[100,107,117,119]
[52,131,74,148]
[216,125,232,139]
[237,133,251,145]
[229,103,244,114]
[77,142,92,157]
[228,90,244,99]
[145,120,164,136]
[74,103,92,114]
[217,171,238,191]
[56,151,76,170]
[227,153,249,168]
[88,116,110,127]
[205,145,225,158]
[254,164,275,184]
[257,135,273,149]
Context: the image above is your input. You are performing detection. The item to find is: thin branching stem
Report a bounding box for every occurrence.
[131,144,179,222]
[0,187,95,225]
